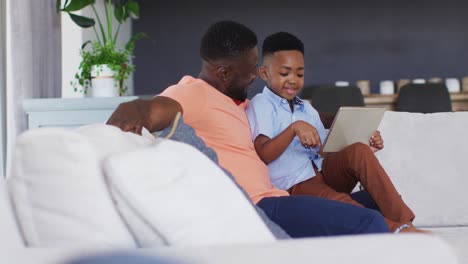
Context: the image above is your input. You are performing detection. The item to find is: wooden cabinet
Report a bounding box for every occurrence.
[364,92,468,111]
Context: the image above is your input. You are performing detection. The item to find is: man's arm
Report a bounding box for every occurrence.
[106,96,183,134]
[254,121,321,164]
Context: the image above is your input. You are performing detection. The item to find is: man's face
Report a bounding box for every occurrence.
[260,50,305,101]
[224,47,259,101]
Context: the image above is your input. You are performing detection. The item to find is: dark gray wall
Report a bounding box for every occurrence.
[133,0,468,96]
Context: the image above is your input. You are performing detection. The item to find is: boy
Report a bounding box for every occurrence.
[246,32,425,233]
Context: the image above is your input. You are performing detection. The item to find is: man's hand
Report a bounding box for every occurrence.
[107,97,183,135]
[106,99,150,135]
[292,120,322,149]
[369,130,384,153]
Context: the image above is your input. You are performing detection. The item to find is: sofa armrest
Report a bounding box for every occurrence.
[146,234,458,264]
[0,178,24,249]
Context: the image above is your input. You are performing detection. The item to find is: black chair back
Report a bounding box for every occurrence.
[301,85,365,114]
[396,83,452,113]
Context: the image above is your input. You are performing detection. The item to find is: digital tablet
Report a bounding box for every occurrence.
[322,107,386,152]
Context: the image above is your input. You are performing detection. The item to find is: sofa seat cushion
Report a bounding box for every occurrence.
[427,226,468,264]
[376,111,468,227]
[103,138,276,246]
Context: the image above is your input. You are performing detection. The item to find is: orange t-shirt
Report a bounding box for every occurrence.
[160,76,288,204]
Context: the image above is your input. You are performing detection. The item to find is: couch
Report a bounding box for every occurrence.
[0,110,464,264]
[373,111,468,263]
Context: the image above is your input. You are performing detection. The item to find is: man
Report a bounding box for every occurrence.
[107,20,389,237]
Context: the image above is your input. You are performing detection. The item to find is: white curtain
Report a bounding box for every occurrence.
[5,0,61,175]
[0,0,6,176]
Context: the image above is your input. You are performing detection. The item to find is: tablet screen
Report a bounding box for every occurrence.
[322,107,386,152]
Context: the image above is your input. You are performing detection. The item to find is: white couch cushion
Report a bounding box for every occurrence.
[103,139,276,246]
[376,111,468,227]
[427,226,468,264]
[8,124,153,247]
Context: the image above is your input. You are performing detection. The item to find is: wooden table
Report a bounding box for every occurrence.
[364,92,468,111]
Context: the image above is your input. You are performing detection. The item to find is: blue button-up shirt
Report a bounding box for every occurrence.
[246,87,327,190]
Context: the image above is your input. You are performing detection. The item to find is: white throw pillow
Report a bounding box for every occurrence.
[8,124,154,247]
[103,139,276,246]
[376,111,468,227]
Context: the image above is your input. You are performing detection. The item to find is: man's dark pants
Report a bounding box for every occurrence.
[257,195,390,237]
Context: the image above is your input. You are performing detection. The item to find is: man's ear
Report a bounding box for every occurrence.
[216,65,230,82]
[259,65,269,81]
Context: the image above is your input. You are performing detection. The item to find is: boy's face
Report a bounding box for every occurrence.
[260,50,304,101]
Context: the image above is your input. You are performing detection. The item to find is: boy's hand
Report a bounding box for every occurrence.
[292,121,321,148]
[369,130,384,153]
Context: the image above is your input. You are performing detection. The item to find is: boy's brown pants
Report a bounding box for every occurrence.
[288,142,415,232]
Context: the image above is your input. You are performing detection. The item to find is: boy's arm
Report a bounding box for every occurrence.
[369,130,384,152]
[107,96,183,134]
[254,120,322,164]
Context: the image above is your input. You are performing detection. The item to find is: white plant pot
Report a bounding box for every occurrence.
[90,64,119,97]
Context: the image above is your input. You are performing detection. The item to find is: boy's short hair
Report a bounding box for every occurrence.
[200,21,258,61]
[262,32,304,59]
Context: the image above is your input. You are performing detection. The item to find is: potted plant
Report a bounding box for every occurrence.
[58,0,144,97]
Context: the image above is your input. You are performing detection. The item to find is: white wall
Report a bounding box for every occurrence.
[61,1,133,98]
[61,9,84,98]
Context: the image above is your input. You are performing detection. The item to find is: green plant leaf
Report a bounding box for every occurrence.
[114,6,124,23]
[125,1,139,18]
[74,41,135,94]
[63,0,95,12]
[56,0,61,13]
[68,13,95,28]
[91,5,107,44]
[125,32,146,52]
[81,40,92,49]
[113,24,121,44]
[60,0,71,11]
[105,0,113,44]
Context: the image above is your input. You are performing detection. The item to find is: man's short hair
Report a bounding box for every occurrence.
[200,21,258,61]
[262,32,304,59]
